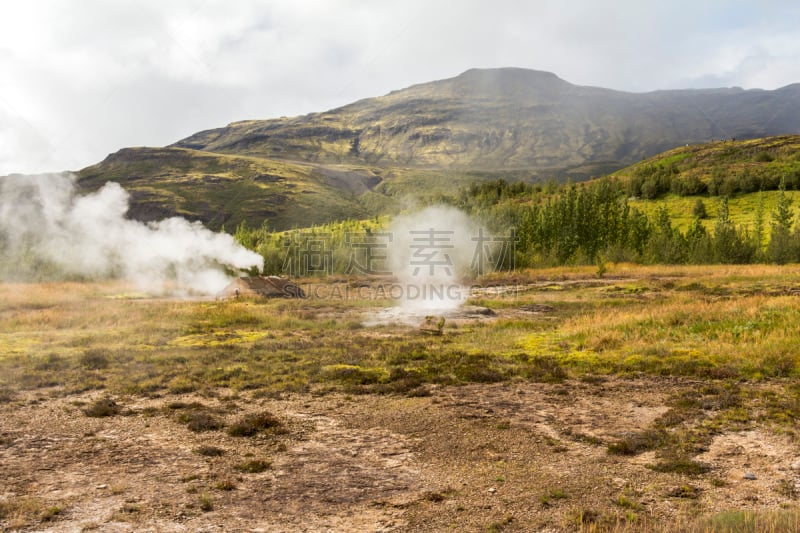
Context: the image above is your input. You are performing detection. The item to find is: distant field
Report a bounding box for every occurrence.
[1,265,800,531]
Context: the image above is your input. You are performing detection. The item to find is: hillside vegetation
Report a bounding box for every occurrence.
[227,135,800,274]
[76,148,541,231]
[77,135,800,241]
[615,135,800,199]
[77,147,381,231]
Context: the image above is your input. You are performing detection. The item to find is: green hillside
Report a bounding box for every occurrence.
[613,135,800,197]
[77,147,387,231]
[76,147,532,231]
[604,135,800,230]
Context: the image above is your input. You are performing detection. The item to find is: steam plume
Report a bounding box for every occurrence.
[0,173,262,294]
[388,205,479,313]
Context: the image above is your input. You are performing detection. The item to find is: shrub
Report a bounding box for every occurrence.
[0,386,14,403]
[167,377,197,394]
[179,411,223,432]
[195,445,225,457]
[79,349,109,370]
[214,478,236,491]
[320,364,385,385]
[84,398,121,417]
[227,411,283,437]
[539,487,568,506]
[649,456,711,475]
[523,356,567,383]
[166,401,205,410]
[199,493,213,512]
[235,459,272,473]
[607,428,669,455]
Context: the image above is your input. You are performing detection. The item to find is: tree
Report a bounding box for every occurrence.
[692,199,708,219]
[686,218,713,264]
[752,191,766,261]
[773,177,794,229]
[641,178,659,200]
[714,197,755,263]
[234,220,254,249]
[646,206,686,264]
[767,177,796,264]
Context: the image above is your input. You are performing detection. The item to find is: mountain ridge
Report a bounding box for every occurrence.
[172,67,800,172]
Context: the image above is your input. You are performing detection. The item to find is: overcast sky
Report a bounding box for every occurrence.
[1,0,799,175]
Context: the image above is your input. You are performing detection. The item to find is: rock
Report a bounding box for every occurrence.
[488,487,496,494]
[743,472,757,480]
[520,303,555,313]
[95,484,108,489]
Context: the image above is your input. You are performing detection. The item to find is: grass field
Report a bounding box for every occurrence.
[628,191,800,234]
[1,265,800,531]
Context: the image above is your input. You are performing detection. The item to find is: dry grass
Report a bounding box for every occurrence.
[2,266,800,397]
[0,496,63,529]
[2,267,800,530]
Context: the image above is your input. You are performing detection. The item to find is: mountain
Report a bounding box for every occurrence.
[174,68,800,171]
[74,68,800,230]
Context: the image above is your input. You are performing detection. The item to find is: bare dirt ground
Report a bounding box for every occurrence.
[2,379,799,532]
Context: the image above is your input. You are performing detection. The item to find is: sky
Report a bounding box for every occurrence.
[1,0,799,175]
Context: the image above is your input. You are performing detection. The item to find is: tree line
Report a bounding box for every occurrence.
[625,159,800,199]
[460,178,800,268]
[232,176,800,276]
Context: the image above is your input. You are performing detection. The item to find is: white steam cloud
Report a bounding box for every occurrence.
[0,173,262,294]
[388,205,479,314]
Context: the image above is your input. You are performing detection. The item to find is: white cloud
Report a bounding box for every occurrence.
[1,0,799,175]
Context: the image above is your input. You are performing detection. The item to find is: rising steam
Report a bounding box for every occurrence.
[387,205,479,314]
[0,173,262,294]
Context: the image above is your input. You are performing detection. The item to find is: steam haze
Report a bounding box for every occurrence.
[0,174,263,294]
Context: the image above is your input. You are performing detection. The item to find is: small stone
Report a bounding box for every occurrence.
[488,487,496,494]
[743,472,757,480]
[95,484,108,489]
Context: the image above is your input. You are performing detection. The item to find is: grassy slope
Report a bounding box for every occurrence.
[79,148,366,228]
[76,147,519,231]
[77,147,380,231]
[616,135,800,233]
[612,135,800,185]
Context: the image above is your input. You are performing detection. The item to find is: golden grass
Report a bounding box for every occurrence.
[2,264,800,396]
